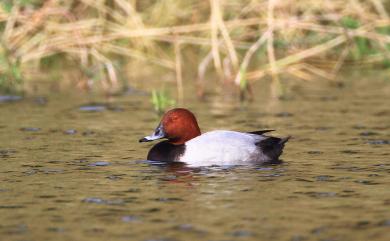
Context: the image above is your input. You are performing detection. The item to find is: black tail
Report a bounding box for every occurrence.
[256,136,290,162]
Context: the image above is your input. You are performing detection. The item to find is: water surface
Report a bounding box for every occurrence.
[0,72,389,241]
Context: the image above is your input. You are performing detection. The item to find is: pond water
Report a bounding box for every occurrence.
[0,72,389,241]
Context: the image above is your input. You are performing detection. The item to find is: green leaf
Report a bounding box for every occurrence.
[382,59,390,68]
[11,64,22,82]
[150,89,175,113]
[376,26,390,35]
[19,0,31,6]
[1,2,12,13]
[239,67,247,90]
[341,16,360,29]
[355,37,370,56]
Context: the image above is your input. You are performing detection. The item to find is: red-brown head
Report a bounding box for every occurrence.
[139,108,201,145]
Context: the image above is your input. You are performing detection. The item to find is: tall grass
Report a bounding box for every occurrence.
[1,0,390,97]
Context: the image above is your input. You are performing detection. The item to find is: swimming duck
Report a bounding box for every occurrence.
[139,108,289,166]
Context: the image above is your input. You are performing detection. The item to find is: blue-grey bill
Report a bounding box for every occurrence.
[139,124,165,142]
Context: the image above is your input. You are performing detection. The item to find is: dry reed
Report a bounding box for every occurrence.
[1,0,390,97]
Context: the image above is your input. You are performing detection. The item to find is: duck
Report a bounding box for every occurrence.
[139,108,289,166]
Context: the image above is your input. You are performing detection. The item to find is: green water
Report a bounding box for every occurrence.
[0,72,389,241]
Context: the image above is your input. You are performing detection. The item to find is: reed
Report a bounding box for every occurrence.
[151,89,175,114]
[1,0,390,97]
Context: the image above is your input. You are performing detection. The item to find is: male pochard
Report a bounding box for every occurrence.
[139,108,289,166]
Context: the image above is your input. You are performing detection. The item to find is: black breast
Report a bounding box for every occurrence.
[147,141,186,162]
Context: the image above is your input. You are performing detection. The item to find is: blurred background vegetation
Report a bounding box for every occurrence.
[1,0,390,101]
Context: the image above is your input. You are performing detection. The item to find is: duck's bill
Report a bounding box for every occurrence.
[139,124,165,142]
[139,133,164,142]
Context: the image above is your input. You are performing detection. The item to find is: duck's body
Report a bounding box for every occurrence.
[140,108,289,167]
[147,130,288,166]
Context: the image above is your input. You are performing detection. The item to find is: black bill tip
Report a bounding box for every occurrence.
[139,137,149,143]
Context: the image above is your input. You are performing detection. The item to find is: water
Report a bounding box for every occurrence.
[0,72,389,241]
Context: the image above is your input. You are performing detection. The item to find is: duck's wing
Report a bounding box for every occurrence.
[247,130,275,135]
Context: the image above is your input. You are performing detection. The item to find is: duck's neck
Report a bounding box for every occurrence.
[169,124,201,145]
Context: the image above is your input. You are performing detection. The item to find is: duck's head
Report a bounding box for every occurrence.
[139,108,201,145]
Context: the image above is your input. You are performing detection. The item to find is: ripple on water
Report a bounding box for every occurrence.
[0,205,25,209]
[0,95,22,102]
[1,224,28,235]
[230,230,255,238]
[354,179,381,185]
[153,197,184,202]
[106,174,124,180]
[354,220,371,229]
[315,175,335,182]
[82,197,124,205]
[143,208,161,213]
[20,127,41,132]
[64,129,77,135]
[0,149,16,158]
[298,191,338,198]
[78,103,123,112]
[359,131,378,136]
[290,235,306,241]
[340,150,360,154]
[121,215,140,223]
[46,227,65,233]
[337,190,360,198]
[79,104,106,112]
[367,140,390,145]
[89,161,110,166]
[144,238,176,241]
[378,219,390,227]
[275,112,294,117]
